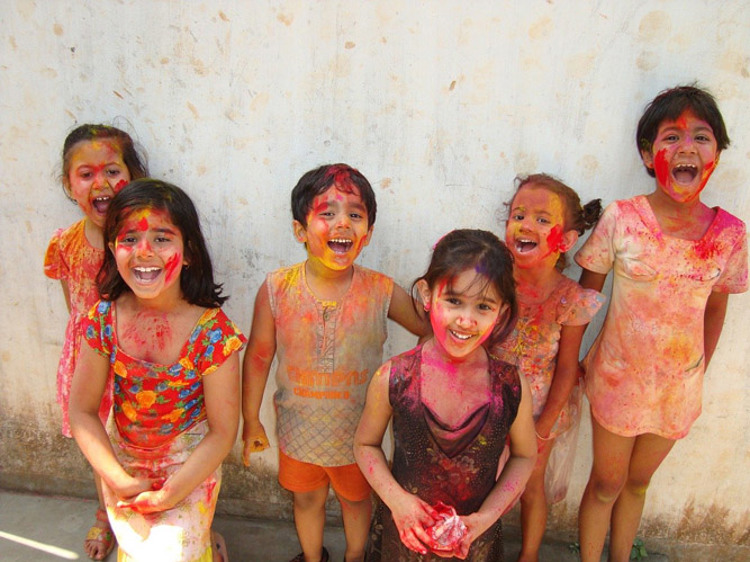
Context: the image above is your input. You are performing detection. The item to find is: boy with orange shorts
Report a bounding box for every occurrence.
[242,164,428,562]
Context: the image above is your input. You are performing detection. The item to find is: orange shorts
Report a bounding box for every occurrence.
[278,450,371,502]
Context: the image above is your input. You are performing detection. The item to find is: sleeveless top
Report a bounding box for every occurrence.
[366,345,522,561]
[268,262,393,465]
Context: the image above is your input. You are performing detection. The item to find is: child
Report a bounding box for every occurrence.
[44,123,148,560]
[354,229,537,561]
[576,85,748,562]
[241,164,429,562]
[69,179,245,562]
[493,174,604,562]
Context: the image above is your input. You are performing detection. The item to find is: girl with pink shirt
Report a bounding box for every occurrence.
[44,124,148,560]
[576,85,748,562]
[494,174,604,562]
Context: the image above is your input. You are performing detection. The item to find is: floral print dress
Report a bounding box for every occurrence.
[83,301,246,562]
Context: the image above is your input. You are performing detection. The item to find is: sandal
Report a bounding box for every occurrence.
[211,530,229,562]
[289,546,329,562]
[84,508,116,560]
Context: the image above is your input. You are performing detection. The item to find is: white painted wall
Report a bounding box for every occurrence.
[2,0,748,541]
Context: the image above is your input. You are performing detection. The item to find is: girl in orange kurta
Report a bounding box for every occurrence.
[44,124,148,560]
[576,86,748,562]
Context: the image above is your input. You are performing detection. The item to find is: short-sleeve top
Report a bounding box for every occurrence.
[493,275,604,437]
[83,300,246,448]
[268,262,393,466]
[575,196,748,438]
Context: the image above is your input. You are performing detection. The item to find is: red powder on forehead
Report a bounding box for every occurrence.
[325,164,354,185]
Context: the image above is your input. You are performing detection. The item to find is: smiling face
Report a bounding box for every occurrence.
[66,139,131,229]
[641,109,720,204]
[505,185,577,269]
[293,183,372,272]
[419,269,505,360]
[109,208,186,303]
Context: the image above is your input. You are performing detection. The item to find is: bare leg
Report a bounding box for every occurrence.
[84,472,115,560]
[517,439,554,562]
[293,486,329,562]
[578,415,634,562]
[607,434,674,562]
[336,492,372,562]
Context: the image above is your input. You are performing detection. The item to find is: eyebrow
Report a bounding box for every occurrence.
[511,205,552,216]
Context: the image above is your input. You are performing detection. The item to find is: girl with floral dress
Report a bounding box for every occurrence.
[70,179,245,562]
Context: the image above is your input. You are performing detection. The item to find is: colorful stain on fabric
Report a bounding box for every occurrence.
[84,301,245,448]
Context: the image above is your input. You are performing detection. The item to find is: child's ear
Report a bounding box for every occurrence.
[361,225,374,248]
[640,148,655,171]
[416,279,432,311]
[292,220,307,244]
[559,230,579,253]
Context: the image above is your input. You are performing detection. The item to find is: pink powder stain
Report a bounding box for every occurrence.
[699,159,716,191]
[654,148,670,188]
[164,253,182,284]
[115,179,128,192]
[546,224,564,253]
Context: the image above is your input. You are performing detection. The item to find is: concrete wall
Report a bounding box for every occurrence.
[1,0,749,549]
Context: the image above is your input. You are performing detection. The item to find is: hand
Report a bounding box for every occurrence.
[115,477,170,513]
[242,422,270,466]
[452,512,494,559]
[110,474,162,504]
[388,491,438,555]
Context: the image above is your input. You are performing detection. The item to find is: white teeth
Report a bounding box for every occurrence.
[134,267,160,272]
[450,330,472,340]
[330,238,352,243]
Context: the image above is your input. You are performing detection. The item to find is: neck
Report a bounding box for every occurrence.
[304,259,354,300]
[513,262,561,297]
[83,218,105,250]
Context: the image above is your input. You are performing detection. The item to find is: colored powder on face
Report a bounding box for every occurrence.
[654,149,670,189]
[546,224,564,253]
[164,253,182,284]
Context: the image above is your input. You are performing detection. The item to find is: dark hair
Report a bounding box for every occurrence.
[291,163,377,227]
[636,85,730,177]
[61,123,149,199]
[98,179,227,307]
[412,229,517,348]
[509,173,602,270]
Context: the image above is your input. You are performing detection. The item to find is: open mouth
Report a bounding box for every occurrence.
[672,164,698,184]
[449,330,473,341]
[514,238,537,254]
[328,238,353,254]
[133,266,161,283]
[92,195,112,214]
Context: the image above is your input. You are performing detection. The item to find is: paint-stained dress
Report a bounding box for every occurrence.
[268,263,393,466]
[83,301,246,562]
[44,219,112,437]
[493,275,604,438]
[366,346,521,562]
[575,196,748,439]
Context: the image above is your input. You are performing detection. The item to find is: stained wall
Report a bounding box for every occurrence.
[1,0,749,547]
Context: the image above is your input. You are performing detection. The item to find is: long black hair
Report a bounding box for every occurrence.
[98,179,227,307]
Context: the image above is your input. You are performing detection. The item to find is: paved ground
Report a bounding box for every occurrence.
[0,489,665,561]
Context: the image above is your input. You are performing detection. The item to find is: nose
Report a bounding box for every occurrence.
[92,171,110,190]
[455,308,476,328]
[678,135,697,153]
[135,238,154,257]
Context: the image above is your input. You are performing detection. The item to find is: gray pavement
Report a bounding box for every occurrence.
[0,489,664,561]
